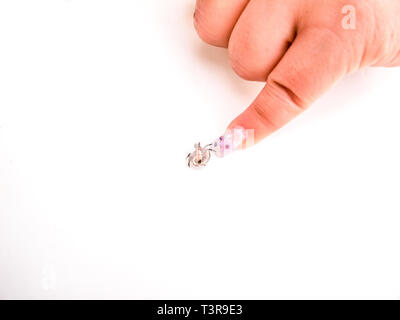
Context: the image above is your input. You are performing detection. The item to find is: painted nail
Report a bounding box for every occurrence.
[212,127,253,157]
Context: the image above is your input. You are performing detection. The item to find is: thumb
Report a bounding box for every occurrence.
[228,28,351,146]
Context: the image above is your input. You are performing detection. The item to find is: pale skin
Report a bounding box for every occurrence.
[194,0,400,146]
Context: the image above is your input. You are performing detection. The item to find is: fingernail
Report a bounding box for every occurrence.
[212,127,253,157]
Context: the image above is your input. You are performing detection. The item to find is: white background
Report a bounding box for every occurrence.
[0,0,399,299]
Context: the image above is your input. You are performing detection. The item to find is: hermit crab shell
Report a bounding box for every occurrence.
[187,143,211,168]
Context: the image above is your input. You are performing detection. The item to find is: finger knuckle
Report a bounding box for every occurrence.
[194,10,227,47]
[228,30,268,81]
[267,75,309,111]
[228,45,265,81]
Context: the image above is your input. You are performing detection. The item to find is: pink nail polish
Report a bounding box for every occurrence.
[211,127,249,157]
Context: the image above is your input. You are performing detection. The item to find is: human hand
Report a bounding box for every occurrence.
[194,0,400,148]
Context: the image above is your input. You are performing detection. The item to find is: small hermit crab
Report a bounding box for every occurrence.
[186,137,227,168]
[186,143,212,168]
[186,130,246,168]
